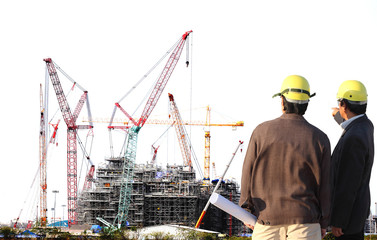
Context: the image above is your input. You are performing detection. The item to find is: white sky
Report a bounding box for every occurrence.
[1,0,377,225]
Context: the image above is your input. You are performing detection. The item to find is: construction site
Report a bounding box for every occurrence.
[8,28,377,239]
[18,30,252,237]
[76,156,246,235]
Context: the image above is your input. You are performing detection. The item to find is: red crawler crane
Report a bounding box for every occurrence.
[111,30,192,228]
[44,58,93,226]
[168,93,193,169]
[39,84,48,227]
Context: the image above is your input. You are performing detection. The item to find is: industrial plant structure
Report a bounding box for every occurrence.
[76,156,247,236]
[12,29,374,238]
[32,31,251,237]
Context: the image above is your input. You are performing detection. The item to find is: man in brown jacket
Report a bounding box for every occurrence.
[239,75,331,240]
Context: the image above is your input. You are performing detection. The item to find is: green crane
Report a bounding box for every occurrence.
[110,30,192,228]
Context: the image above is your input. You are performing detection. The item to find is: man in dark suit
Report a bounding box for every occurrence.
[331,80,374,240]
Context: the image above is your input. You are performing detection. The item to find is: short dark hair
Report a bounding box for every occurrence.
[282,96,308,115]
[340,99,367,115]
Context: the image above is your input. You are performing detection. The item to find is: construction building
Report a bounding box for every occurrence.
[76,156,247,236]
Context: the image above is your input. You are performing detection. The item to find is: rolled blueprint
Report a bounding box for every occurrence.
[209,192,257,226]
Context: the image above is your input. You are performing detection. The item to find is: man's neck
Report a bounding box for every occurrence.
[344,111,357,121]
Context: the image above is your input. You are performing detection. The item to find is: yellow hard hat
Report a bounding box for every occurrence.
[273,75,315,103]
[337,80,367,104]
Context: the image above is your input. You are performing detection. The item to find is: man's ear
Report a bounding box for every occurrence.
[340,100,346,109]
[281,97,285,112]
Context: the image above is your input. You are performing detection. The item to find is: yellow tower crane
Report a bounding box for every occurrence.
[204,106,211,183]
[202,105,244,183]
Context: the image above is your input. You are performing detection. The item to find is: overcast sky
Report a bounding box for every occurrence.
[1,0,377,225]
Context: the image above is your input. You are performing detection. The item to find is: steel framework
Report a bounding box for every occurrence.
[39,84,48,226]
[44,58,93,225]
[112,30,192,228]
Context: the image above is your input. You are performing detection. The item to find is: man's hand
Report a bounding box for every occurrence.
[332,107,339,117]
[331,226,344,237]
[321,228,327,239]
[244,223,254,230]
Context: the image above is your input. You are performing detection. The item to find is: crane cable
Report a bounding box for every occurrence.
[76,129,94,189]
[116,36,183,104]
[114,36,185,157]
[152,122,175,147]
[181,124,204,179]
[25,181,39,225]
[188,32,194,174]
[14,165,40,227]
[128,34,186,121]
[149,122,175,164]
[48,82,76,126]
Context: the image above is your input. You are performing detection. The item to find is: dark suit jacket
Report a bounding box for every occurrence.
[331,115,374,234]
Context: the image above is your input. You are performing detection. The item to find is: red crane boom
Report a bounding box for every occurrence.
[113,30,192,228]
[168,93,193,169]
[44,58,93,226]
[137,31,192,128]
[39,84,48,226]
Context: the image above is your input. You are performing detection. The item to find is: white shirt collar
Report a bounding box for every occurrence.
[340,114,365,129]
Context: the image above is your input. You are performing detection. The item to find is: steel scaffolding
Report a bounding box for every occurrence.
[77,156,245,235]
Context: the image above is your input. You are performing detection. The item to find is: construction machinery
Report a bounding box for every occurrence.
[204,106,211,182]
[39,84,48,227]
[110,30,192,228]
[150,123,173,165]
[195,140,244,229]
[49,120,60,146]
[14,84,49,228]
[83,116,244,127]
[82,164,95,192]
[82,107,244,183]
[200,106,244,183]
[168,93,193,169]
[43,58,94,226]
[166,102,243,183]
[168,93,203,178]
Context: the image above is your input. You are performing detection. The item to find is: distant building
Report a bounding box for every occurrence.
[365,213,377,234]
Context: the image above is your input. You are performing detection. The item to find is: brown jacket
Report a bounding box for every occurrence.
[239,114,331,228]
